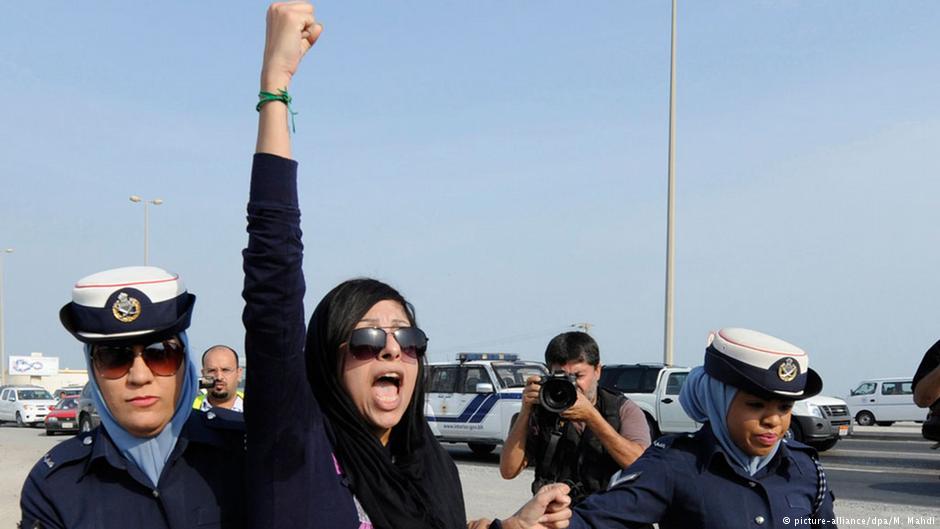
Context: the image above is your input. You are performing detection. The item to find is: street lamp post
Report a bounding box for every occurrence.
[663,0,678,366]
[129,196,164,265]
[0,248,14,385]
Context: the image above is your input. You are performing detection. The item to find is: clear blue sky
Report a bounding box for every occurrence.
[1,2,938,396]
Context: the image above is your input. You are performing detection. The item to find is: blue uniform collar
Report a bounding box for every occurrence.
[694,426,793,477]
[80,420,193,489]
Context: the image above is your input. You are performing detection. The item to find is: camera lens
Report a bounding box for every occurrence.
[539,377,578,413]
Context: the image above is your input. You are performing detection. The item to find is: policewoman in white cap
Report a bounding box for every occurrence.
[20,266,246,529]
[564,328,836,529]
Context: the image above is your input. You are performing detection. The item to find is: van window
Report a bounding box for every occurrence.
[429,366,458,393]
[665,372,688,396]
[493,365,546,388]
[880,381,913,396]
[852,382,876,396]
[461,366,489,393]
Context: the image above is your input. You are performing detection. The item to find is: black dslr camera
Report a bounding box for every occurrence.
[538,372,578,413]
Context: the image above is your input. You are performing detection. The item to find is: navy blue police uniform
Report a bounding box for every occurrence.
[22,265,246,529]
[566,427,835,529]
[564,327,838,529]
[20,408,246,529]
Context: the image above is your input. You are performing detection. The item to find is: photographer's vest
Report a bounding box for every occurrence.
[192,391,245,411]
[530,387,627,504]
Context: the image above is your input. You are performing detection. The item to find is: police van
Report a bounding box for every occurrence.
[426,353,548,455]
[845,377,923,426]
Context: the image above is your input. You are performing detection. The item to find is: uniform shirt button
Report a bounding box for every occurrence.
[755,515,765,525]
[748,481,756,488]
[82,436,93,446]
[207,411,216,420]
[152,490,160,498]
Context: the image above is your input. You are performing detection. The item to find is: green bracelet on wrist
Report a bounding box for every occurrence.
[256,88,298,132]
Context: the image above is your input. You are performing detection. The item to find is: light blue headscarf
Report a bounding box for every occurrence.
[84,332,198,487]
[679,366,780,476]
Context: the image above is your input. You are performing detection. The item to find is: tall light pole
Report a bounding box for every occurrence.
[129,196,164,265]
[0,248,14,385]
[663,0,678,366]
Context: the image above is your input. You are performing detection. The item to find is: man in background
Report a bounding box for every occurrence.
[195,345,244,412]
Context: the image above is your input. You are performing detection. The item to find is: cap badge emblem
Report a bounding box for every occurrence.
[112,292,141,323]
[777,358,798,382]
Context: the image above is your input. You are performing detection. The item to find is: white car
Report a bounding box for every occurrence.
[845,378,924,426]
[426,353,548,455]
[0,386,57,427]
[599,363,700,437]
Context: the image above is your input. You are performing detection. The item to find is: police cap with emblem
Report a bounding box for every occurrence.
[60,266,196,344]
[705,327,822,400]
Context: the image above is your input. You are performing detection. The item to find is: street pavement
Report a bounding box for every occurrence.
[821,427,939,508]
[1,423,938,528]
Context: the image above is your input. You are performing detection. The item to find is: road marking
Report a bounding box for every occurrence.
[825,464,939,477]
[842,439,935,446]
[828,448,940,459]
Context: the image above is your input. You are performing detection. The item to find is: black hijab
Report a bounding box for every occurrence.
[306,278,466,529]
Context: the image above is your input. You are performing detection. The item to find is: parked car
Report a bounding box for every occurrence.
[77,382,101,433]
[599,363,699,438]
[45,396,80,435]
[845,377,923,426]
[0,386,57,427]
[426,353,548,455]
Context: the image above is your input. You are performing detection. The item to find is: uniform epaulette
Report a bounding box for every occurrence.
[651,432,695,451]
[781,437,819,457]
[186,409,246,450]
[33,432,95,479]
[197,407,246,432]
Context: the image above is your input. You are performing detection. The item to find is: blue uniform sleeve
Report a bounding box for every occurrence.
[20,468,66,529]
[242,153,321,523]
[568,442,675,528]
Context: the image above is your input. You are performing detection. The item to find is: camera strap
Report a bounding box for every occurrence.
[539,420,567,479]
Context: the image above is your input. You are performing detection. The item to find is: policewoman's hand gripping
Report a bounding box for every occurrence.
[505,483,572,529]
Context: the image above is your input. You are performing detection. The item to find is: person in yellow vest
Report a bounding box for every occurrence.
[194,345,244,412]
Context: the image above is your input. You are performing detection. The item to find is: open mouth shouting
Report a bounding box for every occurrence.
[373,371,404,411]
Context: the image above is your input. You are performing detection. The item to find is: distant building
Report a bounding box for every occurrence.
[5,352,88,391]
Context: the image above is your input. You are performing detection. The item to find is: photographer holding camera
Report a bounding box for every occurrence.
[499,332,651,504]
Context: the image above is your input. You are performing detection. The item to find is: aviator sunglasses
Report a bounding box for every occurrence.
[91,338,186,379]
[346,327,429,363]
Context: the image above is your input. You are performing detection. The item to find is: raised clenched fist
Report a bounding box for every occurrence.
[261,2,323,91]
